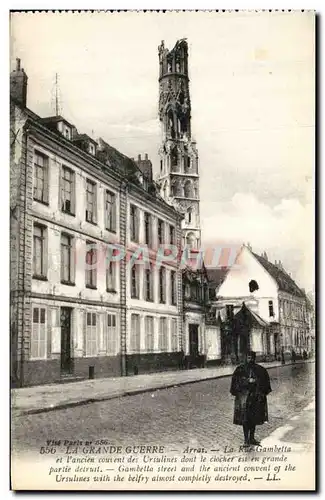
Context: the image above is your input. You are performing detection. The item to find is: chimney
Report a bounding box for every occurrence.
[135,153,153,183]
[10,58,28,108]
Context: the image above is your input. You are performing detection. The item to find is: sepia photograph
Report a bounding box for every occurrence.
[9,10,315,491]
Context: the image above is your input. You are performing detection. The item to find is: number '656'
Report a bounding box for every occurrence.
[40,447,56,454]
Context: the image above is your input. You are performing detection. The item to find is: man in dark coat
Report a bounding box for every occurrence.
[230,351,272,446]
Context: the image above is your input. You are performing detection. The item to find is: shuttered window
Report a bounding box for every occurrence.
[158,317,168,352]
[170,318,178,352]
[86,312,97,356]
[145,316,154,352]
[31,307,47,359]
[106,314,117,355]
[130,314,141,353]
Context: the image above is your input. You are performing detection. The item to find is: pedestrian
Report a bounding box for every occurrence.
[281,346,285,365]
[230,350,272,446]
[291,349,296,363]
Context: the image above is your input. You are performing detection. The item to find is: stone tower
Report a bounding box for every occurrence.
[156,39,201,249]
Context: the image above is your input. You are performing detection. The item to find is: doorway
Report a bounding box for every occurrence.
[189,324,200,367]
[60,307,72,374]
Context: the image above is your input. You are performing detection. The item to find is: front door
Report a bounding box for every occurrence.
[61,307,72,374]
[189,324,199,367]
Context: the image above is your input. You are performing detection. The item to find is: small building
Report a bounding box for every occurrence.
[208,244,310,363]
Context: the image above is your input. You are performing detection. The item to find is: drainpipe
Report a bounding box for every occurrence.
[119,178,128,377]
[19,123,30,387]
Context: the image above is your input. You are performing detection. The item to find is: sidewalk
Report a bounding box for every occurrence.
[11,359,313,416]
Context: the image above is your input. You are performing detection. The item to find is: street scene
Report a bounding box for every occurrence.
[12,362,314,454]
[10,11,315,491]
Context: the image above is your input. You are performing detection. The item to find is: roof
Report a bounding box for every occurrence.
[97,138,144,181]
[252,252,306,298]
[205,267,229,288]
[72,133,98,145]
[234,304,268,328]
[40,115,74,127]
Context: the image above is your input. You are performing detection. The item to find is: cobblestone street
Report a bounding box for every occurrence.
[12,362,315,455]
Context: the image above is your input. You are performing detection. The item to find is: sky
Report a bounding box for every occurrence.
[10,11,315,291]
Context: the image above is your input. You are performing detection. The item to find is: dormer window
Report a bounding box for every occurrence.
[64,127,71,140]
[89,143,95,156]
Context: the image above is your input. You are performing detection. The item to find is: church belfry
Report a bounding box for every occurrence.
[157,39,201,249]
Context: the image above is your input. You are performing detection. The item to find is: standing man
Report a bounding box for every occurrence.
[230,351,272,446]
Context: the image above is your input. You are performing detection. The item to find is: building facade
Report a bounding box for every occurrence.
[10,59,183,387]
[208,245,310,363]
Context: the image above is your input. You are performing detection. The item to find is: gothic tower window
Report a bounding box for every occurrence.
[171,147,178,169]
[162,181,168,199]
[184,155,191,172]
[184,180,193,198]
[186,232,196,249]
[168,110,175,139]
[172,180,182,197]
[186,207,192,224]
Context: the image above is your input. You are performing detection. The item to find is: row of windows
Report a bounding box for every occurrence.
[31,307,117,360]
[130,204,176,246]
[130,264,177,304]
[33,224,178,301]
[129,314,179,353]
[33,224,117,291]
[34,151,117,231]
[34,151,176,244]
[280,299,306,321]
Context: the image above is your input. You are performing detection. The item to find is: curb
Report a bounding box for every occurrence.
[15,360,313,416]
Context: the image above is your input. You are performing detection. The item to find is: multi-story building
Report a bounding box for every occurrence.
[207,244,310,362]
[10,58,183,387]
[156,39,208,366]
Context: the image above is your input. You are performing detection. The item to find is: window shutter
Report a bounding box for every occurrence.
[93,184,97,223]
[135,208,139,241]
[43,227,48,278]
[71,238,76,284]
[112,194,117,231]
[83,311,87,356]
[58,164,63,211]
[71,171,76,214]
[43,160,49,203]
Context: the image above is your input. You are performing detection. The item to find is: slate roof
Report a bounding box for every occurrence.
[205,267,229,289]
[252,252,306,298]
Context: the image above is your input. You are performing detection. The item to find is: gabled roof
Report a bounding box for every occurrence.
[252,252,305,298]
[234,303,268,328]
[205,267,229,289]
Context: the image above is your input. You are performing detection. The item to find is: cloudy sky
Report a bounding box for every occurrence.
[10,11,315,291]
